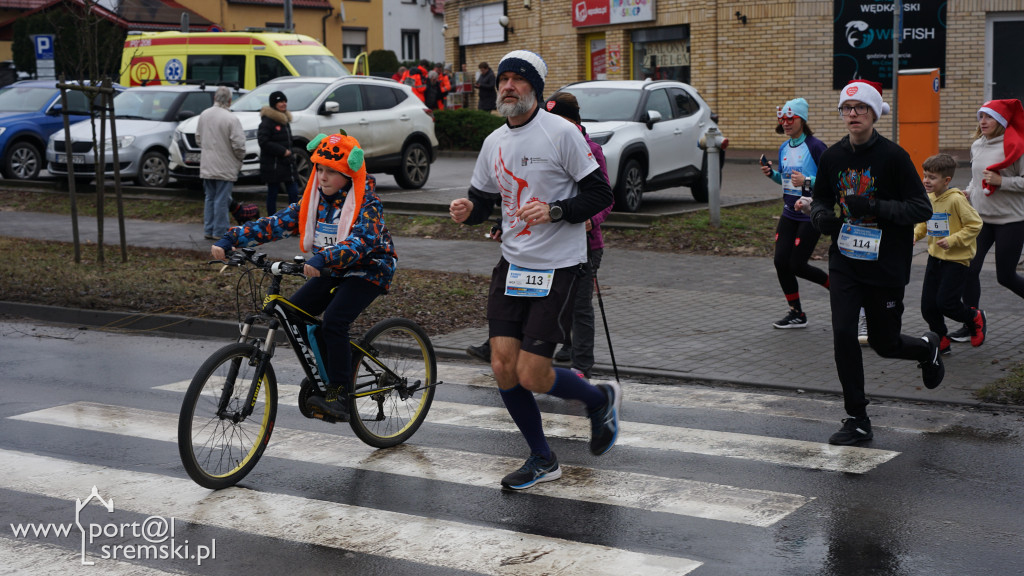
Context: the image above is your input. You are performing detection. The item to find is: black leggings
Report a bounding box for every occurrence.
[963,220,1024,308]
[774,216,828,297]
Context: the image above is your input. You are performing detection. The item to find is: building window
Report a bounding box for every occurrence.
[402,30,420,62]
[342,28,367,61]
[631,26,690,83]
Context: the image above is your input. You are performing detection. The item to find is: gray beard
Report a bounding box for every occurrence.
[497,90,536,118]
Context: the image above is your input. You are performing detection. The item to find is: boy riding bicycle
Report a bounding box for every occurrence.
[210,132,397,422]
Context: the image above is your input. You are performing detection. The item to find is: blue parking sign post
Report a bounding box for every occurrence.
[31,34,55,79]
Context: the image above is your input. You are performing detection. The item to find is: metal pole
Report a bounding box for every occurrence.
[593,270,619,383]
[284,0,293,31]
[892,0,900,139]
[705,126,723,227]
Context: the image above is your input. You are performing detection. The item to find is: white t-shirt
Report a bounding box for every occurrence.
[470,111,599,269]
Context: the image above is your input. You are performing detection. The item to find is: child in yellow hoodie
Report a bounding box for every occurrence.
[914,154,985,353]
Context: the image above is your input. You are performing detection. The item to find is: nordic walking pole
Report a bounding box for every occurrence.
[592,269,619,383]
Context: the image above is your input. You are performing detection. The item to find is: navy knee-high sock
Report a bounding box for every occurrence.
[547,368,606,412]
[498,385,550,459]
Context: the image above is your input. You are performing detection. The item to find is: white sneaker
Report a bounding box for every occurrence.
[857,314,868,345]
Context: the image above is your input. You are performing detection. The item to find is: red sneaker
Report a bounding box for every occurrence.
[970,309,987,347]
[939,335,951,355]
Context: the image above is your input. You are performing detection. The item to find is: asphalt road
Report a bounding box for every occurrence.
[1,320,1023,575]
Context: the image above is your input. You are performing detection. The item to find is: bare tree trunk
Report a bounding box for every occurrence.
[57,75,81,264]
[105,78,127,263]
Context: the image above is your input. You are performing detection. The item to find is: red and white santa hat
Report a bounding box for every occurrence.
[838,80,890,118]
[977,99,1024,194]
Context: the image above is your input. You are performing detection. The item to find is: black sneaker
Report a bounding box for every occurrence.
[919,331,945,390]
[589,381,622,456]
[554,346,572,362]
[500,452,561,490]
[828,417,873,445]
[305,386,350,421]
[948,324,971,343]
[466,342,491,363]
[773,309,808,329]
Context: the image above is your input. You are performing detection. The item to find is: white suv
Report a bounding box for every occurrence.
[557,79,724,212]
[170,76,437,189]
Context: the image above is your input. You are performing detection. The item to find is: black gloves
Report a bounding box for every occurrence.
[812,211,843,235]
[844,195,878,218]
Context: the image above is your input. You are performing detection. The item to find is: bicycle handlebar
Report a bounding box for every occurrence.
[210,247,307,277]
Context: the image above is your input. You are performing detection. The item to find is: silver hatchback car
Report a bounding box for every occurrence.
[47,84,240,187]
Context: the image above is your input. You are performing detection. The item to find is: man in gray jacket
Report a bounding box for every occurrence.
[196,86,245,239]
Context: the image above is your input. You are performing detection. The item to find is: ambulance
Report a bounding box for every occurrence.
[120,31,349,90]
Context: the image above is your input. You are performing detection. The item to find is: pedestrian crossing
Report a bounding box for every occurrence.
[2,359,956,575]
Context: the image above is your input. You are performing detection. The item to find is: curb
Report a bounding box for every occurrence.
[5,300,1019,413]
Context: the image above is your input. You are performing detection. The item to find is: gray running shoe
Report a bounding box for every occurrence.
[501,452,561,490]
[589,381,622,456]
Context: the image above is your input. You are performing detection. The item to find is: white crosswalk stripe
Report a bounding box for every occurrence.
[5,363,915,575]
[0,449,702,576]
[154,380,900,473]
[12,402,812,527]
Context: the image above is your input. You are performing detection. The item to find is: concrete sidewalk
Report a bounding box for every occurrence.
[2,209,1022,412]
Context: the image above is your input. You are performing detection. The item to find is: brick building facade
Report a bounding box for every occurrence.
[444,0,1024,154]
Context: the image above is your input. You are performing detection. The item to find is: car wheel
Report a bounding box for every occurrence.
[394,142,430,189]
[291,146,311,190]
[614,158,644,213]
[2,141,43,180]
[136,151,169,187]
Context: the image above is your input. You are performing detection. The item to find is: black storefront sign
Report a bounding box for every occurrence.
[833,1,947,89]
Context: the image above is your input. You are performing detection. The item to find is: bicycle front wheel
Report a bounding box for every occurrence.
[178,343,278,489]
[349,318,437,448]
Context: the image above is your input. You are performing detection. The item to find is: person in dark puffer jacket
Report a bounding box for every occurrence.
[258,91,300,215]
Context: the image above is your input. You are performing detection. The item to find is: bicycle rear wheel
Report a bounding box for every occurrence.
[178,343,278,489]
[349,318,437,448]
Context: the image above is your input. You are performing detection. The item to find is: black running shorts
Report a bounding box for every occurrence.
[486,256,580,357]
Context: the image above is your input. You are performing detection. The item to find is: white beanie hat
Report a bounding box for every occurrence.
[838,80,890,118]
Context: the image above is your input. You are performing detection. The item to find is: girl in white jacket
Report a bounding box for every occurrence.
[954,99,1024,342]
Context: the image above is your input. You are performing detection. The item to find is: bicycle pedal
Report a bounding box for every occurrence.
[310,411,340,424]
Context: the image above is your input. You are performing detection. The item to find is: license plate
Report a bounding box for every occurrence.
[185,152,201,164]
[56,154,85,165]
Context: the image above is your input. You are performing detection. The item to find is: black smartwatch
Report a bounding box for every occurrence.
[548,203,563,222]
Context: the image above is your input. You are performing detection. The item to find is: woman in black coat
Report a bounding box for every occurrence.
[258,91,299,214]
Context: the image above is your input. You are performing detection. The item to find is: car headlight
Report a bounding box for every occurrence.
[104,135,136,150]
[244,129,258,140]
[590,132,613,146]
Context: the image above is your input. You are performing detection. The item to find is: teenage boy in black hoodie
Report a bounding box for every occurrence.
[805,80,940,446]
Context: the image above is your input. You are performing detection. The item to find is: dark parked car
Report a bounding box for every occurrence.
[0,80,122,180]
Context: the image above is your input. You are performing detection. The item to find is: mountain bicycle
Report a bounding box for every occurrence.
[178,247,439,490]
